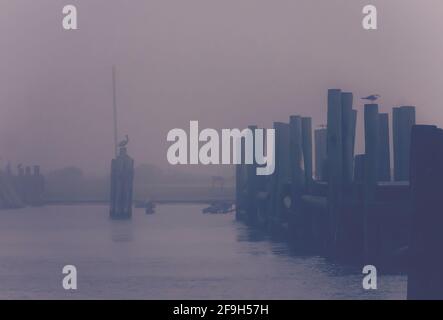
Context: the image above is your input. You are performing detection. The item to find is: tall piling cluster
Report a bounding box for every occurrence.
[236,88,418,265]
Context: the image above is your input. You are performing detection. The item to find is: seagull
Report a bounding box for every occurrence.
[119,135,129,148]
[361,94,380,102]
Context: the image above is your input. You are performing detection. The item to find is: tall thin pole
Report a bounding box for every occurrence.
[112,66,118,157]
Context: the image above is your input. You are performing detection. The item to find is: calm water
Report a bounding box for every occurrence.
[0,204,406,299]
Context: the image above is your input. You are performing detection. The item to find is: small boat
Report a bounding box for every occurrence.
[135,200,157,214]
[202,201,234,214]
[145,201,156,214]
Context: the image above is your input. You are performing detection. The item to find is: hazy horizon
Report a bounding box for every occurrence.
[1,0,442,176]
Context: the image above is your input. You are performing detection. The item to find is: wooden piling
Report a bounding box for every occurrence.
[246,125,259,224]
[354,154,365,183]
[326,89,343,254]
[351,109,357,160]
[364,104,380,262]
[314,128,327,181]
[393,106,416,181]
[407,125,443,300]
[302,117,313,191]
[110,147,135,219]
[378,113,391,181]
[235,135,247,221]
[269,122,291,227]
[290,116,304,199]
[341,92,355,186]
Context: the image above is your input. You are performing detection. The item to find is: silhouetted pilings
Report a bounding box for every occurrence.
[110,147,134,219]
[236,88,419,267]
[0,164,45,209]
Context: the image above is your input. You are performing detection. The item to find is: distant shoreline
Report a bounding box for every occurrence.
[45,199,234,206]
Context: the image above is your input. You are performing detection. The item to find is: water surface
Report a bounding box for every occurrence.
[0,204,406,299]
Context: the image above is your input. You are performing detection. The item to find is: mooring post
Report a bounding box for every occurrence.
[363,104,380,262]
[235,134,246,221]
[326,89,343,255]
[269,122,291,228]
[399,106,416,181]
[246,125,258,224]
[341,92,355,186]
[314,128,327,181]
[351,109,357,163]
[110,147,135,219]
[354,154,365,183]
[407,125,443,300]
[393,106,416,181]
[302,117,313,192]
[393,107,401,181]
[290,116,304,201]
[378,113,391,181]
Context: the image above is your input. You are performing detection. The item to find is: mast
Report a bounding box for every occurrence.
[112,66,118,157]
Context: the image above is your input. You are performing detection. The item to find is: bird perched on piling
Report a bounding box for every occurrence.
[119,135,130,148]
[361,94,380,102]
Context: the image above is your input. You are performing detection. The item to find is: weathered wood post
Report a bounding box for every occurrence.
[341,92,355,186]
[393,107,401,181]
[314,128,327,181]
[268,122,291,228]
[290,116,304,200]
[363,104,380,262]
[302,117,313,191]
[326,89,343,255]
[235,165,244,221]
[354,154,365,183]
[407,125,443,300]
[110,146,135,219]
[393,106,416,181]
[378,113,391,181]
[246,125,259,224]
[351,109,357,162]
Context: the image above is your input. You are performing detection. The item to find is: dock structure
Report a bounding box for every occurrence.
[110,146,134,219]
[235,87,443,298]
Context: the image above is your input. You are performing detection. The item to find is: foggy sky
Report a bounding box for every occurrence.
[0,0,442,176]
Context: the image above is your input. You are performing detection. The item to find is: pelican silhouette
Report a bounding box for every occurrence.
[119,135,129,148]
[361,94,380,102]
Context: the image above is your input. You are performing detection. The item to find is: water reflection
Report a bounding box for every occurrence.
[110,219,134,243]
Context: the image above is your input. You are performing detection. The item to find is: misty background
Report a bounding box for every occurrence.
[0,0,441,190]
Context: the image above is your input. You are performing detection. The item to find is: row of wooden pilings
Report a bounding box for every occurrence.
[0,164,45,208]
[236,89,443,299]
